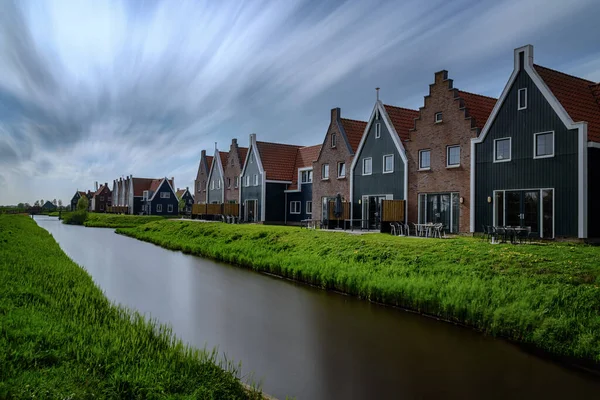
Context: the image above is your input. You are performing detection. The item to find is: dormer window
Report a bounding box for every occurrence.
[375,123,381,139]
[435,112,443,123]
[331,133,337,148]
[518,88,527,110]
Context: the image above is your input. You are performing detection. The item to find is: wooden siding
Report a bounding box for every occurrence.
[327,201,350,220]
[474,69,579,237]
[381,200,405,222]
[240,147,263,221]
[265,183,286,223]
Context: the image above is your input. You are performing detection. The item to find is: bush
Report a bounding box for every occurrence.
[63,210,88,225]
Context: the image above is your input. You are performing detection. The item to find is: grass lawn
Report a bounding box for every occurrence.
[80,213,171,228]
[0,215,262,399]
[118,220,600,364]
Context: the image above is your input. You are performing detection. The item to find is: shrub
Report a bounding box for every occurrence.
[63,210,88,225]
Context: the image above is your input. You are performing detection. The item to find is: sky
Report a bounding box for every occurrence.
[1,0,599,205]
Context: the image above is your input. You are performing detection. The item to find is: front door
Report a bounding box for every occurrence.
[245,200,257,222]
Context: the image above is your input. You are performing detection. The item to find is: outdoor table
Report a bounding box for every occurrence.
[414,223,435,237]
[301,219,317,229]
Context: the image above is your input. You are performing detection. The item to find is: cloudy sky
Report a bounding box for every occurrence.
[1,0,599,205]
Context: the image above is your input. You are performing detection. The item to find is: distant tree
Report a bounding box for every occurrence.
[76,195,89,211]
[17,203,24,209]
[40,199,44,206]
[58,199,63,208]
[178,197,186,213]
[52,199,57,206]
[34,200,40,207]
[24,203,31,208]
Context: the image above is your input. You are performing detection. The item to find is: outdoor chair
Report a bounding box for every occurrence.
[482,225,489,241]
[412,223,422,237]
[433,223,445,239]
[390,222,399,236]
[403,223,411,236]
[488,226,499,243]
[496,227,506,243]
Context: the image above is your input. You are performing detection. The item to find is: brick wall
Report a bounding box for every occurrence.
[194,150,208,204]
[404,71,477,233]
[312,108,354,221]
[224,138,243,203]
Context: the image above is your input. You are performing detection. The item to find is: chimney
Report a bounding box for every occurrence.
[331,108,340,122]
[171,177,175,187]
[201,149,206,159]
[230,138,238,151]
[95,181,98,191]
[376,87,380,101]
[514,44,533,71]
[186,186,189,190]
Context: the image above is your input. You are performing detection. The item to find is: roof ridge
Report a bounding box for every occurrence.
[340,117,367,124]
[256,141,303,148]
[457,90,498,101]
[534,64,596,85]
[383,104,419,113]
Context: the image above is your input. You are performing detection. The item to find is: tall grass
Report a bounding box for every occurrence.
[83,213,171,228]
[0,215,263,399]
[118,220,600,364]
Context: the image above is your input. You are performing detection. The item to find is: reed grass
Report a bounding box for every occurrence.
[117,220,600,364]
[0,215,263,399]
[83,213,168,228]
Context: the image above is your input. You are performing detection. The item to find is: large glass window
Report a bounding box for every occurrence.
[494,138,511,162]
[418,192,459,233]
[535,132,554,158]
[419,150,430,169]
[301,170,313,183]
[447,146,460,167]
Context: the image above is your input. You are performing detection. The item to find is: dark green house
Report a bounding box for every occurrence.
[472,45,600,239]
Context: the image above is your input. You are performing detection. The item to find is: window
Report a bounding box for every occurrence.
[167,204,173,212]
[518,88,527,110]
[301,170,312,183]
[254,174,259,186]
[202,181,206,191]
[290,201,301,214]
[534,131,554,158]
[419,150,431,170]
[160,192,170,198]
[494,138,511,162]
[157,204,162,212]
[337,162,346,178]
[227,178,231,188]
[331,133,337,148]
[211,180,215,190]
[306,201,312,214]
[234,176,239,188]
[99,196,104,201]
[435,112,443,123]
[447,145,460,167]
[383,154,394,173]
[362,158,372,175]
[375,123,381,138]
[245,176,250,187]
[375,109,380,120]
[322,164,329,179]
[217,180,221,189]
[250,155,253,163]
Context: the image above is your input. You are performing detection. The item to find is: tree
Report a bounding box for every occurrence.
[58,199,63,208]
[52,199,57,206]
[178,197,186,214]
[77,195,89,211]
[34,200,40,207]
[24,203,31,208]
[17,203,24,209]
[40,199,44,206]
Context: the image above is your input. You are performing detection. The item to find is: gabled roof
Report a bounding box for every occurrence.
[534,64,600,142]
[287,144,322,190]
[132,178,155,196]
[176,189,186,199]
[457,91,497,130]
[383,105,420,141]
[238,147,248,167]
[218,151,228,171]
[93,184,110,197]
[76,191,86,197]
[340,118,367,152]
[149,178,176,201]
[256,141,302,181]
[205,155,214,172]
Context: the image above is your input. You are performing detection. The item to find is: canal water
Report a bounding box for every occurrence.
[35,216,600,399]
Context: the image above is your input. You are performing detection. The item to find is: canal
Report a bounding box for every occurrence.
[35,216,600,399]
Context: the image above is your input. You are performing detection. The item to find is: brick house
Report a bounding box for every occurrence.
[405,71,496,233]
[90,183,112,212]
[194,150,213,204]
[312,108,366,224]
[223,138,248,204]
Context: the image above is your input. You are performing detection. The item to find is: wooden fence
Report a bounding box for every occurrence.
[223,203,239,216]
[381,200,405,222]
[192,203,239,217]
[327,201,350,221]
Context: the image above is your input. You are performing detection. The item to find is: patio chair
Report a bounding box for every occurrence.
[403,223,411,236]
[496,227,506,243]
[488,226,499,243]
[390,222,399,236]
[412,223,422,237]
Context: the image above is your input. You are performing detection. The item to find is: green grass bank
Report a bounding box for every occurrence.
[0,215,262,399]
[84,213,169,228]
[117,220,600,364]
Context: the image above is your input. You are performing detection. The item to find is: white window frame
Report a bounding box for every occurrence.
[290,201,301,214]
[518,88,527,110]
[375,123,381,139]
[375,109,380,120]
[156,204,162,212]
[446,145,460,168]
[533,131,555,159]
[234,176,239,188]
[167,204,173,213]
[337,162,346,178]
[362,158,372,175]
[322,164,329,180]
[493,137,512,163]
[143,190,149,199]
[435,112,443,123]
[245,175,250,187]
[306,201,312,215]
[160,191,170,199]
[211,180,215,190]
[299,168,312,184]
[383,154,394,174]
[418,149,431,170]
[217,179,221,189]
[254,174,259,186]
[331,133,337,148]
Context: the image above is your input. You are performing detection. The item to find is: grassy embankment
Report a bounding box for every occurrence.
[61,212,170,228]
[118,220,600,364]
[0,215,262,399]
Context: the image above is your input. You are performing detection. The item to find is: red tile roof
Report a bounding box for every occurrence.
[534,64,600,142]
[131,177,174,196]
[457,90,497,130]
[218,151,228,171]
[78,191,86,196]
[238,147,248,166]
[340,118,367,152]
[383,105,420,141]
[175,189,186,199]
[93,184,110,197]
[288,144,321,190]
[205,155,214,171]
[256,141,302,181]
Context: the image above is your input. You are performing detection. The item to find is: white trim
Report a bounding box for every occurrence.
[306,201,312,215]
[298,166,313,187]
[253,174,259,186]
[446,145,460,167]
[383,154,394,174]
[362,157,372,175]
[470,139,476,232]
[493,137,512,163]
[156,204,162,213]
[579,123,588,238]
[589,142,600,149]
[434,112,443,123]
[289,201,301,214]
[149,177,177,201]
[322,163,330,180]
[492,188,555,239]
[375,123,381,138]
[265,179,293,184]
[418,149,431,170]
[337,161,346,178]
[167,204,173,213]
[533,131,555,159]
[518,88,528,110]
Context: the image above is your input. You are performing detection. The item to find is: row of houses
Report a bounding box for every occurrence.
[71,178,195,216]
[194,45,600,239]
